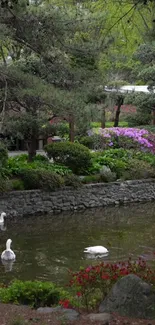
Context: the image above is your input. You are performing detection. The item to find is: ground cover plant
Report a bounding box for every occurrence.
[88,148,155,180]
[7,154,72,177]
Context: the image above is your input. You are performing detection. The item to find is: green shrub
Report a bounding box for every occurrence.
[19,169,64,191]
[90,155,128,178]
[0,142,8,167]
[122,159,155,180]
[38,170,64,191]
[133,151,155,166]
[90,149,155,180]
[34,154,49,162]
[79,134,108,150]
[0,280,65,308]
[127,113,151,127]
[79,136,95,149]
[82,171,116,184]
[49,122,69,137]
[18,169,40,190]
[44,142,92,175]
[10,179,25,191]
[82,175,101,184]
[0,176,10,192]
[64,174,82,188]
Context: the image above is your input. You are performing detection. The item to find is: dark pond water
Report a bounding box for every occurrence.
[1,202,155,285]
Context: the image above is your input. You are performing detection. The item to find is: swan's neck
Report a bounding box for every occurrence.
[0,215,4,222]
[6,241,11,250]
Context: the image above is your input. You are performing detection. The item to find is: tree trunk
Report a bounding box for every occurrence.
[114,96,124,127]
[152,109,155,125]
[101,106,106,128]
[0,46,7,67]
[0,79,7,133]
[27,137,37,162]
[69,115,75,142]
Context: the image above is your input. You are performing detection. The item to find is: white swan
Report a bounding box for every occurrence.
[0,212,6,224]
[84,246,109,254]
[1,239,16,261]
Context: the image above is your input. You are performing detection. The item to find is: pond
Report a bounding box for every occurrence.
[0,202,155,285]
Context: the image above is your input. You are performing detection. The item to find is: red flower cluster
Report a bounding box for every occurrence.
[59,299,71,309]
[68,257,155,299]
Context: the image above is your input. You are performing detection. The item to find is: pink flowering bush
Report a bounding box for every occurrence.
[88,127,155,153]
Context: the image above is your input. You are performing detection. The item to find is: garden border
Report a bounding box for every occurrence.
[1,178,155,217]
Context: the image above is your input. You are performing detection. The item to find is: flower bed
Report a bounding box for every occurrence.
[88,127,155,152]
[60,258,155,311]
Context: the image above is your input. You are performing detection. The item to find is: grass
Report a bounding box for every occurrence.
[91,121,128,128]
[90,122,155,132]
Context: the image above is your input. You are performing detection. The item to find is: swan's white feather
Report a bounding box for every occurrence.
[1,249,16,260]
[84,246,108,254]
[0,212,6,224]
[1,239,16,261]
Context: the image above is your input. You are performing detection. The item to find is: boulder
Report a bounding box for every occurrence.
[60,308,80,321]
[37,306,61,313]
[99,274,155,319]
[37,306,80,321]
[99,165,116,182]
[84,312,112,324]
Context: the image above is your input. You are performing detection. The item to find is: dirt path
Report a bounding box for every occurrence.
[0,304,155,325]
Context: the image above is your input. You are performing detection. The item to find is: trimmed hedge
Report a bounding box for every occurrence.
[19,169,64,191]
[64,174,82,188]
[44,142,92,175]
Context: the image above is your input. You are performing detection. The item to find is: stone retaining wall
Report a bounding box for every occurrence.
[1,179,155,216]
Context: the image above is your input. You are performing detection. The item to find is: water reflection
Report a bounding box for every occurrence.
[0,224,7,231]
[0,202,155,284]
[84,253,109,259]
[1,259,15,272]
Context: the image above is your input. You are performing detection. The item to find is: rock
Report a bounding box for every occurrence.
[37,306,61,313]
[60,308,80,321]
[99,274,155,319]
[99,165,116,182]
[85,312,112,324]
[100,166,111,174]
[37,306,80,321]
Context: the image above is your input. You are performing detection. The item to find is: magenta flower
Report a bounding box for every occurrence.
[89,127,154,152]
